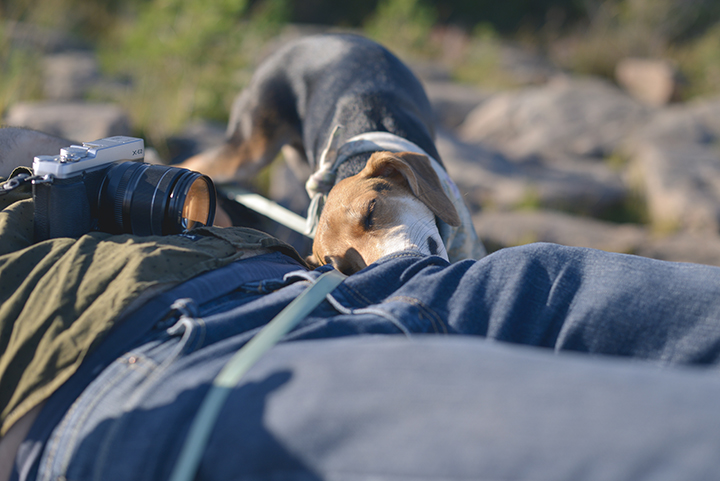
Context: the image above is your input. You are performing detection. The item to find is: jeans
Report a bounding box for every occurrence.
[21,243,720,480]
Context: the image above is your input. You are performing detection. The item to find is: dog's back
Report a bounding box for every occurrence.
[226,34,439,172]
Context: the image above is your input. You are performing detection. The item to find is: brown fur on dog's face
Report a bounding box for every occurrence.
[310,151,460,275]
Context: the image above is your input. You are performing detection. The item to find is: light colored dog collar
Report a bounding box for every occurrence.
[304,128,486,262]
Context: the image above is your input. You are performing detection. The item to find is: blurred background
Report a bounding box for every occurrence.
[4,0,720,264]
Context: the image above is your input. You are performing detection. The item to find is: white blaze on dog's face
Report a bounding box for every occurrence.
[311,151,461,275]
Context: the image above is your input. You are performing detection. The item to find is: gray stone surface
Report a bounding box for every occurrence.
[628,96,720,146]
[615,58,682,106]
[6,22,720,266]
[424,81,492,130]
[473,209,647,255]
[43,51,100,100]
[167,120,227,164]
[636,232,720,266]
[459,76,653,160]
[4,102,132,143]
[628,141,720,233]
[436,129,627,215]
[4,20,87,52]
[474,209,720,266]
[494,43,561,86]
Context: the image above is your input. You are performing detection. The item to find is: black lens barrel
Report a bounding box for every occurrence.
[98,162,216,236]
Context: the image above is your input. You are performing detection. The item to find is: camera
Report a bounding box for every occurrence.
[33,136,216,242]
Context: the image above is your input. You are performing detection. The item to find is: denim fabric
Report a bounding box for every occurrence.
[13,251,305,481]
[26,243,720,480]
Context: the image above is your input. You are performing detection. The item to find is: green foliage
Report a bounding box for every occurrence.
[0,0,128,40]
[514,186,542,211]
[672,24,720,99]
[548,0,720,81]
[364,0,438,58]
[452,23,520,89]
[96,0,288,151]
[4,0,720,144]
[0,24,44,116]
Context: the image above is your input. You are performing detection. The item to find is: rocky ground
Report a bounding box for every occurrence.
[6,23,720,266]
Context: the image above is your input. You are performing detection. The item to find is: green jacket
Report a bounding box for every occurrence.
[0,178,302,436]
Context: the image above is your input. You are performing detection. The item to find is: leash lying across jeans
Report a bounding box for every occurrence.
[168,268,347,481]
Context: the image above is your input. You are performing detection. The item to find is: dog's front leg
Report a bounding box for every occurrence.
[179,86,305,184]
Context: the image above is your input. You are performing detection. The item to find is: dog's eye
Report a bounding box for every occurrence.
[363,199,376,230]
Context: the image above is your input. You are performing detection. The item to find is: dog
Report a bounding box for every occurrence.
[180,33,484,274]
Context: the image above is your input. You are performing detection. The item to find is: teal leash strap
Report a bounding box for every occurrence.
[168,269,347,481]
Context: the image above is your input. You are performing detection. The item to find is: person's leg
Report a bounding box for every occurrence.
[330,244,720,364]
[460,243,720,363]
[41,336,720,481]
[29,244,720,480]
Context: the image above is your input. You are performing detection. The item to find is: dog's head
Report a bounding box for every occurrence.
[309,151,461,274]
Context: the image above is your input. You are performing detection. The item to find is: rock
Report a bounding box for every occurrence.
[474,209,720,266]
[459,76,653,161]
[43,50,100,100]
[615,58,682,106]
[495,43,560,86]
[473,209,646,255]
[167,120,227,164]
[637,232,720,267]
[0,127,72,176]
[436,129,627,216]
[628,141,720,233]
[429,25,471,64]
[409,61,454,83]
[629,96,720,147]
[621,98,720,235]
[424,81,492,130]
[5,102,132,142]
[3,20,87,53]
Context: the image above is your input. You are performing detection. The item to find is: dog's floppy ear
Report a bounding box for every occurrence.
[365,151,461,226]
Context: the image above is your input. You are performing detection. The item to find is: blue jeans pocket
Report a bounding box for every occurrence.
[37,313,206,481]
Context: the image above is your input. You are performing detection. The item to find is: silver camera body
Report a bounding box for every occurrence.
[33,136,215,242]
[34,136,144,179]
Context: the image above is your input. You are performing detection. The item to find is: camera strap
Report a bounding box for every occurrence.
[168,268,347,481]
[0,172,53,196]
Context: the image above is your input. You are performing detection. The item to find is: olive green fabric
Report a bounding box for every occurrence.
[0,188,303,436]
[0,166,33,212]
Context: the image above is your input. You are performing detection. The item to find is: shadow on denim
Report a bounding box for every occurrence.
[64,370,322,481]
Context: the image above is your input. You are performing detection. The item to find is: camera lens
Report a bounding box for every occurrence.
[98,162,216,236]
[180,178,213,230]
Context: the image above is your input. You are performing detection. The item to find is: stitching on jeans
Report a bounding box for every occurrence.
[380,252,426,261]
[38,355,156,480]
[337,284,374,306]
[350,306,412,336]
[92,318,203,480]
[323,293,412,336]
[385,295,448,334]
[324,290,446,335]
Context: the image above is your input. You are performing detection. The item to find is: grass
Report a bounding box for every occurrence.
[4,0,720,214]
[0,23,45,117]
[94,0,289,156]
[451,24,523,90]
[5,0,720,135]
[363,0,438,60]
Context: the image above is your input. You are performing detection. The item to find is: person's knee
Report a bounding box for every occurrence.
[484,242,579,267]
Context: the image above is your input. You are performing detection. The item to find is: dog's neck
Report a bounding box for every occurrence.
[334,151,374,184]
